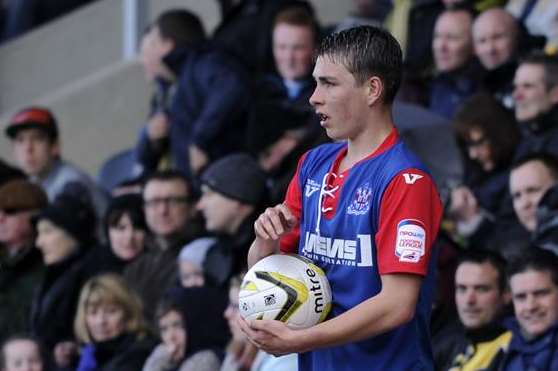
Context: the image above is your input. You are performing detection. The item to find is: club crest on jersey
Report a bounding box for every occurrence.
[395,219,426,263]
[305,179,320,197]
[347,183,372,215]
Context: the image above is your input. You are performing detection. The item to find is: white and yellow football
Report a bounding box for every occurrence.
[239,254,332,329]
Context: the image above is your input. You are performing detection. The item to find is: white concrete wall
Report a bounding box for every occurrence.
[0,0,350,176]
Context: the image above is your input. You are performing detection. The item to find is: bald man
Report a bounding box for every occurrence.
[473,8,518,71]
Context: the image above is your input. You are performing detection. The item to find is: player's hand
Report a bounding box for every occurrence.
[189,144,209,175]
[147,112,170,141]
[238,316,306,356]
[254,203,298,241]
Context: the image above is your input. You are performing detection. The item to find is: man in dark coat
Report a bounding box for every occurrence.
[136,9,251,179]
[0,179,47,343]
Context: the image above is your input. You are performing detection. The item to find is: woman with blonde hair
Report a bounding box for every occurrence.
[74,273,155,371]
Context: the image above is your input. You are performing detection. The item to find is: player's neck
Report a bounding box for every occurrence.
[339,108,394,172]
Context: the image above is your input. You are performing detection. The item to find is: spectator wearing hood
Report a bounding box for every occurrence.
[0,179,47,343]
[142,296,226,371]
[30,192,96,369]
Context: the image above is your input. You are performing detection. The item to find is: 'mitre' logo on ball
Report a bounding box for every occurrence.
[395,219,426,263]
[238,254,332,329]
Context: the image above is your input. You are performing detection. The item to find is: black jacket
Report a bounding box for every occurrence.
[30,250,88,351]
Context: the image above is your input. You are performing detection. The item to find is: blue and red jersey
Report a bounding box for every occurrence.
[280,129,443,371]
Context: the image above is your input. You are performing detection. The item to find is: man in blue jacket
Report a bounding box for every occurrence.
[136,9,251,180]
[489,248,558,370]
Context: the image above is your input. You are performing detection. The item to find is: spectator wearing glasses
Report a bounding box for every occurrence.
[449,93,527,256]
[0,179,47,343]
[124,171,202,325]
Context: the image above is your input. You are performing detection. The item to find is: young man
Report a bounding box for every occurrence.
[490,248,558,370]
[136,9,250,178]
[5,106,107,218]
[434,250,512,370]
[240,26,443,370]
[196,153,268,286]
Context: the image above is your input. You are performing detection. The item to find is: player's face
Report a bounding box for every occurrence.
[509,161,555,232]
[511,270,558,338]
[309,57,371,141]
[273,23,315,81]
[455,262,507,329]
[12,129,58,177]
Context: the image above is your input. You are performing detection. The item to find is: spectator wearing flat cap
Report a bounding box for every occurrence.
[0,179,47,344]
[30,192,97,370]
[196,153,268,287]
[4,106,108,221]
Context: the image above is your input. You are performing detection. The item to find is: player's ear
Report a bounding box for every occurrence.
[365,76,383,106]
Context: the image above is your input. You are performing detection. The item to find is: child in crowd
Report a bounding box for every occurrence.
[0,336,45,371]
[177,237,216,288]
[142,299,221,371]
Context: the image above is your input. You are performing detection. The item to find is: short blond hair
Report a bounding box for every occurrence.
[74,273,146,344]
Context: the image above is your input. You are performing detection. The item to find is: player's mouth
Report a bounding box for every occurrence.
[317,113,330,126]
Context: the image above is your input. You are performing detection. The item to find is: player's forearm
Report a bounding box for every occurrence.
[247,237,279,268]
[298,274,421,351]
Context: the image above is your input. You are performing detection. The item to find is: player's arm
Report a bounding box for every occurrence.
[241,168,442,354]
[239,272,421,354]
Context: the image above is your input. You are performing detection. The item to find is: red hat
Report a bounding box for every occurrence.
[5,107,58,140]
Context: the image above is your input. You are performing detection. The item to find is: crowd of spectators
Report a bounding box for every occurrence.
[1,0,558,370]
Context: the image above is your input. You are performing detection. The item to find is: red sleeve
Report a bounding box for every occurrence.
[279,153,307,253]
[376,168,443,276]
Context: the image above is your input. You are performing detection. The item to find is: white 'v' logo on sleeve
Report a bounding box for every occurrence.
[403,173,424,185]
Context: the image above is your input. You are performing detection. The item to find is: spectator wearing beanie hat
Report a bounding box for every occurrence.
[0,179,47,344]
[30,193,97,369]
[4,106,109,221]
[197,153,268,287]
